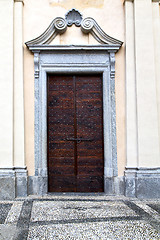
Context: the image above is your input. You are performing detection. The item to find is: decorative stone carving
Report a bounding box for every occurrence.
[65,8,82,27]
[26,9,123,47]
[110,52,116,78]
[26,17,67,46]
[81,17,123,45]
[54,18,67,33]
[34,52,40,78]
[81,18,94,33]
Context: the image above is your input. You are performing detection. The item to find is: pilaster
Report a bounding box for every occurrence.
[0,0,26,200]
[125,0,138,168]
[0,0,14,167]
[125,0,160,169]
[152,1,160,159]
[134,0,160,167]
[124,0,160,198]
[13,0,25,167]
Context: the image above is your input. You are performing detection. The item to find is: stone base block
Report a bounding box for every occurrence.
[104,176,124,195]
[15,168,28,197]
[1,167,160,199]
[136,177,160,198]
[28,176,39,195]
[16,177,28,197]
[0,167,28,199]
[0,177,15,200]
[125,167,160,198]
[28,176,48,196]
[104,177,115,195]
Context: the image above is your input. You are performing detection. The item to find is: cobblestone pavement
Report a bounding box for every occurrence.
[0,195,160,240]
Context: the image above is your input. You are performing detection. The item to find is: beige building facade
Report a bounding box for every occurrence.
[0,0,160,199]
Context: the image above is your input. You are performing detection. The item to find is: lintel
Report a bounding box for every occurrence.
[28,45,121,53]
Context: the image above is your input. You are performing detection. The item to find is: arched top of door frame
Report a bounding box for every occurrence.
[25,8,123,47]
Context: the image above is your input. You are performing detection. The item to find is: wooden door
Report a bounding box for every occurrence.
[47,75,104,192]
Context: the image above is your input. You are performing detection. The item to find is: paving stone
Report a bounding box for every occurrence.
[148,203,160,214]
[135,202,160,222]
[27,220,160,240]
[0,225,18,240]
[5,201,23,224]
[30,200,138,223]
[0,196,160,239]
[0,203,12,224]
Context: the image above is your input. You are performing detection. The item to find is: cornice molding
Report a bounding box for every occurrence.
[25,9,123,48]
[27,45,121,53]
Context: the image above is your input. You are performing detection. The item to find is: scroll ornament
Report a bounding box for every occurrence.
[26,8,123,47]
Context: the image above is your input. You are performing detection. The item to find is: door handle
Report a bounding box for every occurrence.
[66,138,93,143]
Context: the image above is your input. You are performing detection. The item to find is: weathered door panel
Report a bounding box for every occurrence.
[47,75,104,192]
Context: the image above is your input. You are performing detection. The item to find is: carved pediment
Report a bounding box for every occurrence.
[25,9,123,47]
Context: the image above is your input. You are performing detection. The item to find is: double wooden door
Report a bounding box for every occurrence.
[47,75,104,192]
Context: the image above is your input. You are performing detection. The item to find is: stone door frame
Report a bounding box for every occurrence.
[28,45,119,195]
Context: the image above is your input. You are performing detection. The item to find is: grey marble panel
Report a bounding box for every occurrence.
[125,168,160,198]
[40,51,109,65]
[136,178,160,199]
[0,177,15,199]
